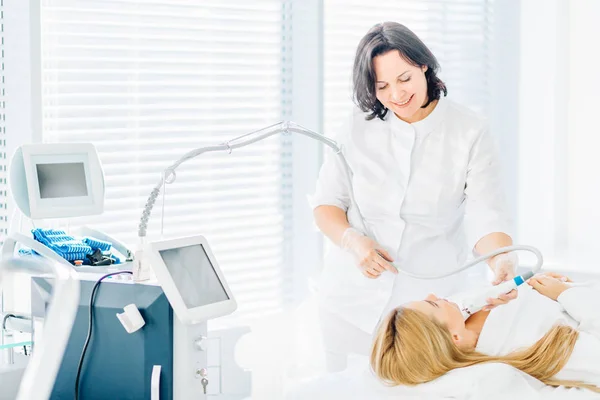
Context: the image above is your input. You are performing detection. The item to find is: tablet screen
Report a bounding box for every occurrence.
[159,244,229,308]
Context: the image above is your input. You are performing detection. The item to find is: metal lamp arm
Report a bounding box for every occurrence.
[137,121,361,238]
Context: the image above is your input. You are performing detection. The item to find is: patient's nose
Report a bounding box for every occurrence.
[425,293,438,301]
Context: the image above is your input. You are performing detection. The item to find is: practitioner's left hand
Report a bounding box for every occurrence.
[483,252,519,311]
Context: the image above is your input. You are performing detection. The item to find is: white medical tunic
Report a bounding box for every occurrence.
[310,97,512,334]
[477,284,600,386]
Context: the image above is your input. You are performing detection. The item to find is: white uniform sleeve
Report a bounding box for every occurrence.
[307,116,353,212]
[463,127,513,253]
[557,286,600,338]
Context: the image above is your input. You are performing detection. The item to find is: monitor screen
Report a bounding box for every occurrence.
[36,162,88,199]
[159,244,229,309]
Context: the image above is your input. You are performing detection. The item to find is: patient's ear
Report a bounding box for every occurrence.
[451,332,468,349]
[452,333,461,345]
[451,330,475,350]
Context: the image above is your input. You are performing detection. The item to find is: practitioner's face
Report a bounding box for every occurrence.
[373,50,429,122]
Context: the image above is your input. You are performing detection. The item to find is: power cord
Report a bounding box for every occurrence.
[74,271,133,400]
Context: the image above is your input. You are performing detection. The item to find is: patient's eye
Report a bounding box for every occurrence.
[425,300,439,308]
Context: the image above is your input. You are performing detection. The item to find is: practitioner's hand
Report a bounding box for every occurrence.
[341,227,398,279]
[483,290,517,311]
[527,274,570,301]
[490,252,518,285]
[483,252,519,311]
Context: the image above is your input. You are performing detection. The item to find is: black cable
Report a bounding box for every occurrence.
[2,313,16,330]
[74,271,133,400]
[3,313,29,356]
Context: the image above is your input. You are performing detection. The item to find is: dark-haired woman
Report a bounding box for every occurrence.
[309,22,516,370]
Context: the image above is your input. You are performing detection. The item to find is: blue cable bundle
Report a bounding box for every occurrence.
[32,229,92,262]
[82,237,112,252]
[29,229,121,265]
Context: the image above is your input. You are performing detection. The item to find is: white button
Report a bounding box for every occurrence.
[193,337,207,351]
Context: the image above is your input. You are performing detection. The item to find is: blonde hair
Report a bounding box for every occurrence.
[371,307,600,393]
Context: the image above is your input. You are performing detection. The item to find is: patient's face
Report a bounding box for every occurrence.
[405,294,465,330]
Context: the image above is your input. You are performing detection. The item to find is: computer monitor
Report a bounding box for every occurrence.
[9,143,105,219]
[146,235,237,324]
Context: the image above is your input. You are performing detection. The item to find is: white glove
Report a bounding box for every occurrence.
[490,252,518,285]
[340,227,397,279]
[482,252,519,310]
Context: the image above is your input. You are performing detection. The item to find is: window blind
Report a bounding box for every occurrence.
[324,0,494,136]
[40,0,293,324]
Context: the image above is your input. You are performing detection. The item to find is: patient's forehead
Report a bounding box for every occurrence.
[404,301,432,316]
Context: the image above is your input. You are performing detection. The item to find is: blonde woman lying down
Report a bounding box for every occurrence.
[371,272,600,393]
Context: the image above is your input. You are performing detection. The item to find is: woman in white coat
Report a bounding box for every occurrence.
[371,273,600,393]
[310,21,517,367]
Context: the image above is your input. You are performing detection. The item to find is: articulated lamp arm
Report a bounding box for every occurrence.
[137,121,365,239]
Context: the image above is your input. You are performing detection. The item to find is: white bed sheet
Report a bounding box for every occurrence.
[286,357,600,400]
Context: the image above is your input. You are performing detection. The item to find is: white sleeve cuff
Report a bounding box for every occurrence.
[557,286,597,325]
[467,223,513,255]
[306,193,349,212]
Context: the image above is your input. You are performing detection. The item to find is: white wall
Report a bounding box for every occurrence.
[490,0,520,219]
[516,0,569,264]
[566,0,600,269]
[290,0,324,295]
[516,0,600,272]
